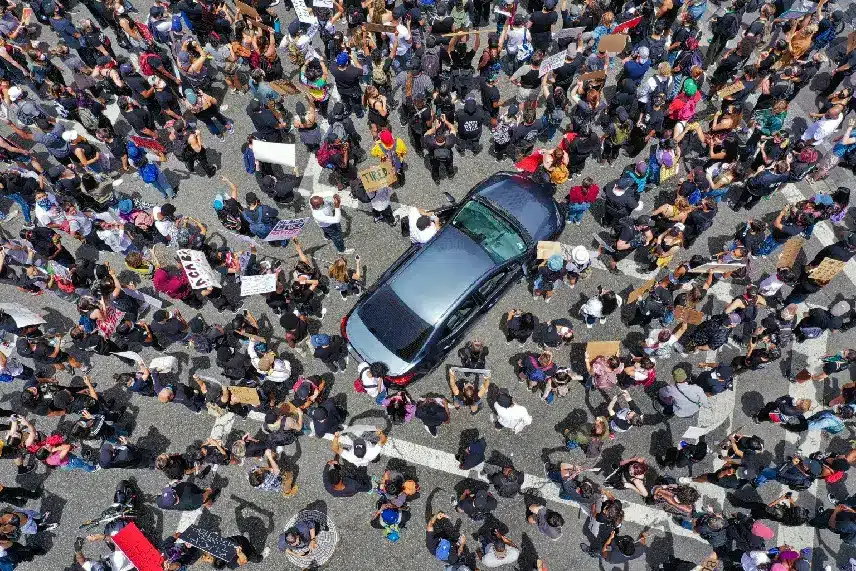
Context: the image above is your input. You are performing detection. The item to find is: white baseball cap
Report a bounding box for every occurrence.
[572,245,590,265]
[61,129,79,142]
[7,86,22,101]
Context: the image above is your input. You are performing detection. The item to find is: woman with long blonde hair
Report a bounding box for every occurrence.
[328,255,364,299]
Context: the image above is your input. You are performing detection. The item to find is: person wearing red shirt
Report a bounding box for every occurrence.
[566,177,600,224]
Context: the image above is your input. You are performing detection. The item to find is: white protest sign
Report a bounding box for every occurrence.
[240,274,279,296]
[251,140,296,167]
[539,51,567,76]
[226,230,258,247]
[149,356,178,373]
[112,351,145,364]
[554,26,584,40]
[314,0,333,7]
[176,249,221,289]
[47,261,71,280]
[123,288,163,310]
[264,218,309,242]
[0,304,46,328]
[292,0,317,23]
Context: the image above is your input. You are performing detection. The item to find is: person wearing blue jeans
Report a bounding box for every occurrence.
[566,178,599,224]
[310,194,353,254]
[185,88,234,139]
[141,163,175,199]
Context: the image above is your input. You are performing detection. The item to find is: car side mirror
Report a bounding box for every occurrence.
[443,192,456,205]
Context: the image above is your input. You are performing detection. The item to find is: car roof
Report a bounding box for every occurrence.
[388,225,497,325]
[476,174,562,242]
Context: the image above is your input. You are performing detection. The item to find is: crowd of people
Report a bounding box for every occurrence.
[0,0,851,567]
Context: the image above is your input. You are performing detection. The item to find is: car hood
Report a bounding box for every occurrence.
[388,225,497,325]
[346,310,412,377]
[476,174,563,241]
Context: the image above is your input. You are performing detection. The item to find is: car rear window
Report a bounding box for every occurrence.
[358,287,433,362]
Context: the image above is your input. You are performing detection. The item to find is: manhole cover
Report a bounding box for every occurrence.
[282,510,339,568]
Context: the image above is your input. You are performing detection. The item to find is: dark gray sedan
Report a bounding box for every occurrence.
[342,173,565,385]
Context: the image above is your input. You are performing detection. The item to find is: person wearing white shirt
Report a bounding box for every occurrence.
[310,194,353,254]
[33,191,65,227]
[331,429,388,467]
[408,206,439,244]
[492,391,532,433]
[152,204,177,240]
[801,106,844,145]
[384,7,412,66]
[637,63,673,105]
[356,361,385,399]
[369,186,395,226]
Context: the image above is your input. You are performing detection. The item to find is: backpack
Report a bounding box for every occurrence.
[220,210,243,232]
[371,61,389,86]
[77,106,100,132]
[139,52,158,76]
[140,163,159,183]
[316,142,337,169]
[550,164,569,184]
[246,207,273,238]
[422,49,441,79]
[813,21,842,50]
[714,12,740,38]
[243,146,256,174]
[171,14,183,32]
[776,463,813,490]
[127,140,144,162]
[611,124,630,145]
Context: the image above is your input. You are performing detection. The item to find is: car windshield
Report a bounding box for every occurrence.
[451,200,527,263]
[358,287,433,362]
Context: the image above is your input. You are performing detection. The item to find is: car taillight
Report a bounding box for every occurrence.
[340,316,349,340]
[385,371,416,386]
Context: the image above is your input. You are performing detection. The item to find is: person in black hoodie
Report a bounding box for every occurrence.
[455,98,486,155]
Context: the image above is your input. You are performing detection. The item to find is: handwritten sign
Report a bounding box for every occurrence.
[236,0,261,19]
[555,26,584,40]
[113,523,164,571]
[181,524,237,562]
[809,257,846,283]
[177,249,221,289]
[598,34,628,53]
[240,273,279,296]
[265,218,308,242]
[252,141,296,167]
[674,305,705,325]
[314,0,334,7]
[293,0,318,24]
[359,163,397,191]
[366,22,397,34]
[539,51,567,76]
[0,304,46,328]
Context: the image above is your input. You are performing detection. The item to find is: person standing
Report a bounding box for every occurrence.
[455,98,486,155]
[423,117,457,184]
[492,390,532,433]
[371,129,408,185]
[330,51,364,118]
[310,194,353,254]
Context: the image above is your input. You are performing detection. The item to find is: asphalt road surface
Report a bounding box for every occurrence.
[0,0,855,570]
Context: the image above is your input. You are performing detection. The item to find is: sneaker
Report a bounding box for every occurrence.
[41,523,58,532]
[339,290,348,300]
[599,318,606,324]
[543,462,551,478]
[321,307,328,317]
[678,476,693,484]
[217,134,226,142]
[586,323,593,329]
[544,296,551,304]
[450,493,459,506]
[533,295,539,301]
[828,492,840,505]
[226,125,235,135]
[342,248,355,254]
[220,104,229,112]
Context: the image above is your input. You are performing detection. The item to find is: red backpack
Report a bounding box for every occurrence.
[139,52,158,76]
[316,142,337,169]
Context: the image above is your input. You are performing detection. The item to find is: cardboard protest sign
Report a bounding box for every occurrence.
[777,237,805,269]
[251,140,296,167]
[181,524,237,562]
[613,15,642,34]
[269,79,300,95]
[809,257,846,283]
[265,218,309,242]
[112,523,164,571]
[579,69,607,83]
[555,26,584,40]
[539,51,567,76]
[585,341,621,359]
[240,274,279,296]
[717,81,744,99]
[626,279,656,305]
[0,304,46,328]
[228,386,261,406]
[292,0,317,23]
[537,241,562,260]
[235,0,261,19]
[674,305,705,325]
[176,249,221,289]
[359,163,397,191]
[366,22,396,33]
[598,34,628,53]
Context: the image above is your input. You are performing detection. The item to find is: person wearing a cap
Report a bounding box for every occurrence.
[311,332,348,372]
[331,428,388,467]
[657,367,708,418]
[241,191,282,241]
[309,397,343,438]
[330,50,364,118]
[422,115,458,184]
[371,128,408,184]
[425,511,465,564]
[118,61,157,112]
